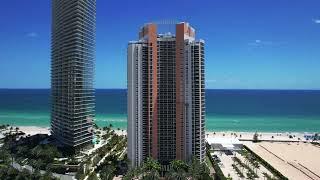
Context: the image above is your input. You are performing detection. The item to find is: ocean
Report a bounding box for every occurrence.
[0,89,319,132]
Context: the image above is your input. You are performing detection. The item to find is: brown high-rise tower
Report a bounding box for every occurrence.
[128,22,205,167]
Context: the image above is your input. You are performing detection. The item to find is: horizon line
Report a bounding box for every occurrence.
[0,88,320,91]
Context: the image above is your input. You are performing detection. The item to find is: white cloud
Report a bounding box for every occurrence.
[313,19,320,24]
[26,32,38,38]
[249,39,271,46]
[247,39,285,48]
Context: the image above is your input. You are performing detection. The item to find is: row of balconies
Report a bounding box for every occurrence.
[52,107,94,114]
[53,8,95,30]
[51,111,95,120]
[52,34,94,50]
[51,61,94,69]
[51,113,95,124]
[53,16,94,39]
[51,106,95,113]
[56,40,94,51]
[52,53,94,62]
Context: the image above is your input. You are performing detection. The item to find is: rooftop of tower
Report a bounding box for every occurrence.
[138,21,195,40]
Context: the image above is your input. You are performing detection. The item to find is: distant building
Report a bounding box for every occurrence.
[207,137,243,152]
[51,0,96,148]
[127,22,206,167]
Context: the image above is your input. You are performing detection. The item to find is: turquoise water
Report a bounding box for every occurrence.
[0,89,320,132]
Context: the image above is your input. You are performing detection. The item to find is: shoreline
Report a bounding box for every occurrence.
[1,114,320,133]
[5,125,319,134]
[4,125,318,142]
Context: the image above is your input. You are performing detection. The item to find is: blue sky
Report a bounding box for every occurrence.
[0,0,320,89]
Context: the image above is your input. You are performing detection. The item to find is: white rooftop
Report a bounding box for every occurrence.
[207,137,242,145]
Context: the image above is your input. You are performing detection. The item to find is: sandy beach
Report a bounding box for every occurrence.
[206,131,310,142]
[244,141,320,180]
[12,126,318,142]
[13,126,126,137]
[16,126,51,136]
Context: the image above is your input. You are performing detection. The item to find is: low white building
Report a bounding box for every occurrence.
[207,137,243,151]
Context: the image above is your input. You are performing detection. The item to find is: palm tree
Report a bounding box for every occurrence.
[313,133,319,142]
[226,173,233,180]
[253,132,259,142]
[141,157,161,179]
[142,157,161,171]
[253,161,260,175]
[15,127,19,133]
[171,159,188,172]
[123,169,135,180]
[166,160,188,180]
[0,149,11,165]
[100,165,116,180]
[88,172,99,180]
[188,157,202,179]
[142,169,160,180]
[42,166,54,180]
[166,169,187,180]
[93,123,99,129]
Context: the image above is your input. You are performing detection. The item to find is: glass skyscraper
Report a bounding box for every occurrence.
[51,0,96,148]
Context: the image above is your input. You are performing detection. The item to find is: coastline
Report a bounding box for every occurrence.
[9,125,318,142]
[17,126,51,136]
[2,113,320,133]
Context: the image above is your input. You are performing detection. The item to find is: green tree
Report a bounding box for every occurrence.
[88,172,99,180]
[166,168,187,180]
[123,166,142,180]
[7,166,19,179]
[142,157,161,172]
[166,160,188,180]
[171,160,188,172]
[9,126,13,133]
[141,157,161,180]
[313,133,319,142]
[142,169,160,180]
[100,165,116,180]
[93,123,99,129]
[188,157,211,180]
[188,157,202,179]
[0,149,11,165]
[226,173,233,180]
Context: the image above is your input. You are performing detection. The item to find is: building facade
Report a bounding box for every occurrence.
[127,22,205,167]
[51,0,96,148]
